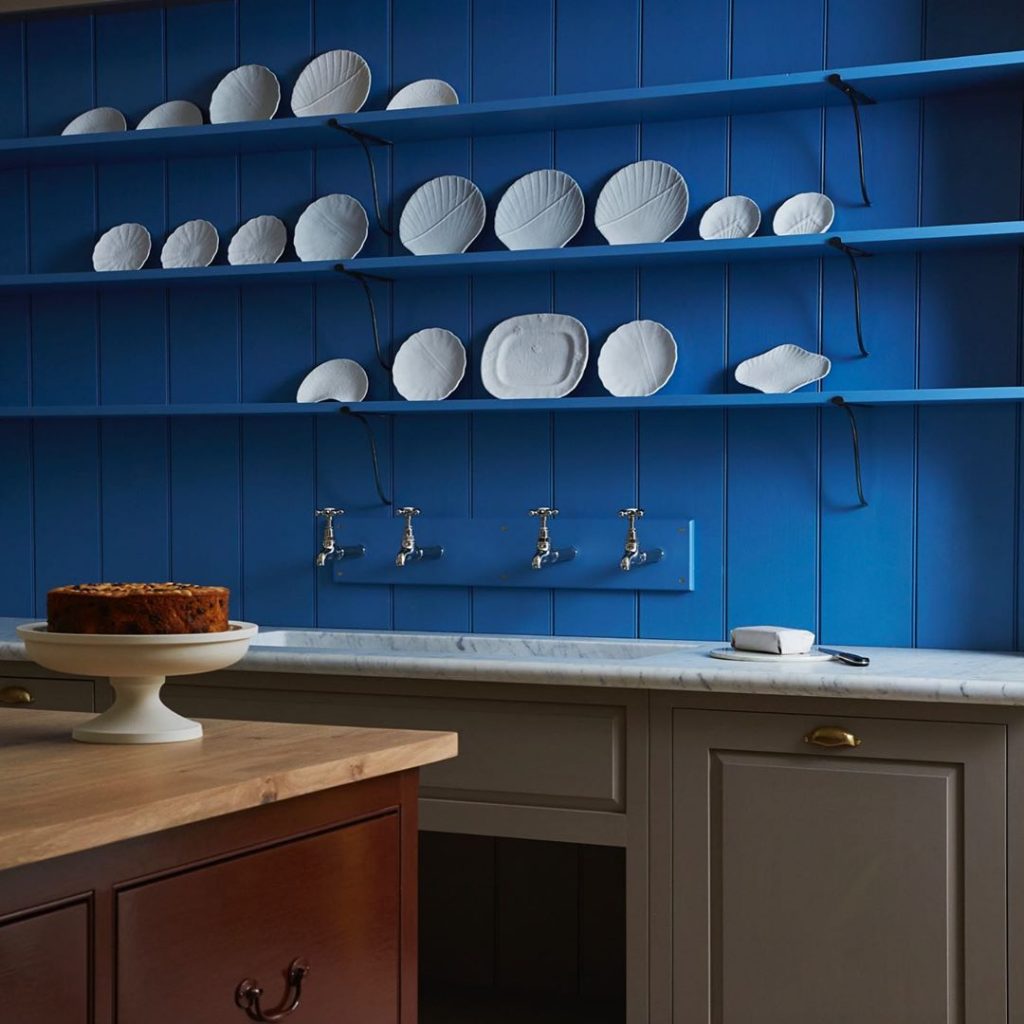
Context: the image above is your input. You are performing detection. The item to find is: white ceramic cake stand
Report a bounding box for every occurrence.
[16,622,258,744]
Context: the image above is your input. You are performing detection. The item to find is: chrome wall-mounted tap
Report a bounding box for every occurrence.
[394,507,444,567]
[315,508,365,567]
[618,507,663,571]
[529,507,577,570]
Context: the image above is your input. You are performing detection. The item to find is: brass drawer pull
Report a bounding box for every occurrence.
[0,686,33,706]
[804,725,861,748]
[236,958,310,1022]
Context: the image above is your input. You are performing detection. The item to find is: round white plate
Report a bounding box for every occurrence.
[699,195,761,239]
[161,219,220,269]
[595,159,688,245]
[227,215,288,266]
[209,64,280,124]
[494,169,584,251]
[735,343,831,394]
[387,78,458,110]
[294,194,368,262]
[93,223,151,272]
[62,106,126,136]
[392,328,467,401]
[772,191,835,235]
[598,319,677,397]
[481,313,589,400]
[297,358,369,403]
[710,647,834,663]
[291,49,371,117]
[136,99,203,130]
[399,175,486,255]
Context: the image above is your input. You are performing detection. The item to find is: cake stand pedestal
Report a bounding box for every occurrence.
[16,622,258,744]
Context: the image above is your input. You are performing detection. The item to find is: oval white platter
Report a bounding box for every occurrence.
[161,219,220,269]
[387,78,458,110]
[494,169,584,251]
[773,191,835,235]
[598,319,677,397]
[291,49,371,117]
[699,195,761,239]
[63,106,126,136]
[735,344,831,394]
[481,313,589,400]
[227,215,288,266]
[393,328,467,401]
[294,194,368,261]
[209,64,280,124]
[297,358,369,403]
[595,159,688,245]
[93,223,151,272]
[136,99,203,130]
[399,175,486,255]
[709,647,834,664]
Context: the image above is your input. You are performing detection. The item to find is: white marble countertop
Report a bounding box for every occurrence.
[1,617,1022,705]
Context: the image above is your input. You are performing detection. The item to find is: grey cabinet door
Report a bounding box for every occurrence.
[653,708,1006,1024]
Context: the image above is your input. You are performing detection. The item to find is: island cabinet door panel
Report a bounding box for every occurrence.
[652,709,1007,1024]
[117,813,401,1024]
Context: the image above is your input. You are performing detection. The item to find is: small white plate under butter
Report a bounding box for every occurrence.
[17,622,258,744]
[481,313,589,399]
[710,647,834,664]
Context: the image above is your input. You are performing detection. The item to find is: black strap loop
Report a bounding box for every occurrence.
[327,120,393,236]
[827,236,872,358]
[830,396,868,508]
[339,407,392,507]
[826,74,876,207]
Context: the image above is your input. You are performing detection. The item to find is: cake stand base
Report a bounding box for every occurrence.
[72,676,203,744]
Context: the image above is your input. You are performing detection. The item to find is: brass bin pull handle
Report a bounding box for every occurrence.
[0,686,33,706]
[235,958,310,1022]
[804,725,861,748]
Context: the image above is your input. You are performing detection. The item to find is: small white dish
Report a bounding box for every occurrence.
[209,64,280,124]
[294,194,368,262]
[291,50,371,117]
[160,219,220,269]
[598,319,677,397]
[595,159,688,245]
[227,215,288,266]
[709,647,834,664]
[62,107,126,136]
[481,313,589,400]
[699,195,761,239]
[92,223,151,272]
[392,328,467,401]
[494,169,584,251]
[136,99,203,130]
[735,344,831,394]
[387,79,458,110]
[297,358,369,403]
[772,192,835,235]
[399,175,486,256]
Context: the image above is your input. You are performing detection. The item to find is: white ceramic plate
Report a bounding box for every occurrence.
[297,359,369,403]
[772,191,835,235]
[160,219,220,269]
[294,194,368,261]
[62,107,126,136]
[92,223,151,271]
[709,647,834,663]
[699,195,761,239]
[481,313,589,400]
[598,319,677,397]
[291,50,371,117]
[136,99,203,130]
[399,175,486,255]
[595,159,688,245]
[227,215,288,266]
[392,328,467,401]
[735,344,831,394]
[209,64,280,124]
[494,169,584,251]
[386,79,458,110]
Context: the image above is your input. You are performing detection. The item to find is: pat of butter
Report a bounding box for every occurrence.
[731,625,815,656]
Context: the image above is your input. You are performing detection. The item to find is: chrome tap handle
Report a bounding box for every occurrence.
[315,507,343,547]
[618,507,645,526]
[396,506,422,525]
[617,507,661,571]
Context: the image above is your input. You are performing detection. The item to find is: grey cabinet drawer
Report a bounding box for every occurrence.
[0,676,93,712]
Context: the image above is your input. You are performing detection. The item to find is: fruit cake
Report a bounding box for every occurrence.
[47,583,230,635]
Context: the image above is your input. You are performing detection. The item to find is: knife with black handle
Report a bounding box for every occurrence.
[818,647,870,667]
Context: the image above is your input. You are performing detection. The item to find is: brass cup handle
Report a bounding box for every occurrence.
[804,725,861,748]
[0,686,33,706]
[235,958,310,1022]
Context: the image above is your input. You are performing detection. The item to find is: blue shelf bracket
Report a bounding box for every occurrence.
[827,236,873,358]
[830,396,868,508]
[337,406,393,507]
[327,119,393,236]
[335,266,393,372]
[826,74,877,207]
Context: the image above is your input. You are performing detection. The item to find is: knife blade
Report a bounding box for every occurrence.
[818,647,870,667]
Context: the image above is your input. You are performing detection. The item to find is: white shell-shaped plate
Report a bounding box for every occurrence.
[699,195,761,240]
[595,159,688,245]
[62,106,126,136]
[709,647,834,664]
[291,49,371,117]
[598,319,677,397]
[294,194,368,262]
[494,169,585,251]
[481,313,589,400]
[92,222,151,272]
[399,175,486,256]
[161,219,220,269]
[735,344,832,394]
[386,78,459,110]
[772,191,835,235]
[392,328,467,401]
[227,215,288,266]
[209,64,280,124]
[136,99,203,130]
[296,358,369,403]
